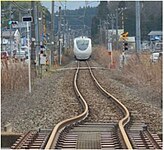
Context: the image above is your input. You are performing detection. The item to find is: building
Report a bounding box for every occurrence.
[1,29,20,53]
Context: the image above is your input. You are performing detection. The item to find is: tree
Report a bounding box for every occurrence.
[91,16,100,43]
[97,1,109,20]
[91,1,162,43]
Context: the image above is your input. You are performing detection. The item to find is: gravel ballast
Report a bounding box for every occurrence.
[2,68,81,133]
[91,60,162,133]
[1,60,162,134]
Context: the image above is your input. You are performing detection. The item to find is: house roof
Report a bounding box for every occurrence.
[148,31,162,36]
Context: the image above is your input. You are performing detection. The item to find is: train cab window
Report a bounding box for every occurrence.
[76,40,89,51]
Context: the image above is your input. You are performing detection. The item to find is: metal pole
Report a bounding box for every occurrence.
[10,2,12,56]
[59,39,62,65]
[35,3,39,65]
[40,11,43,44]
[19,11,22,53]
[50,1,55,66]
[136,1,141,53]
[121,12,124,31]
[99,19,102,45]
[27,22,31,93]
[111,15,114,32]
[31,1,36,62]
[116,9,119,50]
[64,1,66,51]
[58,6,61,65]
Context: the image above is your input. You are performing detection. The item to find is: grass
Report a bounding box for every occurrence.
[2,48,162,103]
[92,45,121,69]
[92,46,162,105]
[1,49,74,92]
[123,54,162,87]
[1,62,32,92]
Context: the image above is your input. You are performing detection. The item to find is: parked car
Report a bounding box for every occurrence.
[15,50,28,61]
[154,42,162,52]
[150,52,161,62]
[151,42,163,53]
[1,51,9,59]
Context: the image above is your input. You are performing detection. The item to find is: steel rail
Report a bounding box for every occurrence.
[86,61,133,149]
[144,130,161,149]
[11,131,36,149]
[45,61,89,149]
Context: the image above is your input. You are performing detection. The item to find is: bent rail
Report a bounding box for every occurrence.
[86,61,133,149]
[45,62,88,149]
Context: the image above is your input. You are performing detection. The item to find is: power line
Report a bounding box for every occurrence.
[12,1,31,12]
[59,1,64,7]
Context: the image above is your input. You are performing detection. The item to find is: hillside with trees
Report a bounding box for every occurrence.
[54,6,97,37]
[91,1,162,43]
[2,1,162,43]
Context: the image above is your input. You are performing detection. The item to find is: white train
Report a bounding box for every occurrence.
[73,36,92,60]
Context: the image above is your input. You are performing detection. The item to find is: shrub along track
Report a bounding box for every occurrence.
[89,60,162,134]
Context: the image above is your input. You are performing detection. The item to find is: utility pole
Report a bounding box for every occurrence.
[19,11,22,36]
[39,11,43,45]
[35,2,40,66]
[27,21,31,93]
[31,1,36,64]
[116,9,119,50]
[50,1,55,66]
[115,7,127,50]
[99,19,102,45]
[136,1,141,53]
[111,14,115,47]
[121,12,124,31]
[64,1,67,51]
[58,6,62,65]
[18,11,22,56]
[9,2,12,56]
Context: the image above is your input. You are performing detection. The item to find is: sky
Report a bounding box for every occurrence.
[41,1,100,12]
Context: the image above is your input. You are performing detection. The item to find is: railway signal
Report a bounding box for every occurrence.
[8,21,18,25]
[123,41,128,51]
[9,21,19,28]
[120,32,128,40]
[12,21,18,24]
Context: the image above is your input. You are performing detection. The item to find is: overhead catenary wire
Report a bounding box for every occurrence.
[12,1,31,12]
[59,1,64,7]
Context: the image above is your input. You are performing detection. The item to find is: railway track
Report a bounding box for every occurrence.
[11,60,162,149]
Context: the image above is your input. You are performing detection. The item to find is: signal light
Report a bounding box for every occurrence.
[11,21,18,24]
[9,21,18,25]
[123,42,128,51]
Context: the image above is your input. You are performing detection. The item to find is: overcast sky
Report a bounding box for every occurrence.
[41,1,100,12]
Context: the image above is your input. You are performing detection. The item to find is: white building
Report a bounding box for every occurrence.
[1,29,20,53]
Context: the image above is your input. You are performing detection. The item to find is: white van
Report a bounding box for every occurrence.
[15,51,28,61]
[150,52,160,62]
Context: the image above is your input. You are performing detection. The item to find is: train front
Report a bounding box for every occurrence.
[74,36,92,60]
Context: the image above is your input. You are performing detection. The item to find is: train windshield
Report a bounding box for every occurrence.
[76,40,89,51]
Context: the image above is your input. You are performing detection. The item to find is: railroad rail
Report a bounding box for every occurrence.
[11,130,51,149]
[86,61,132,149]
[11,60,162,149]
[45,61,89,149]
